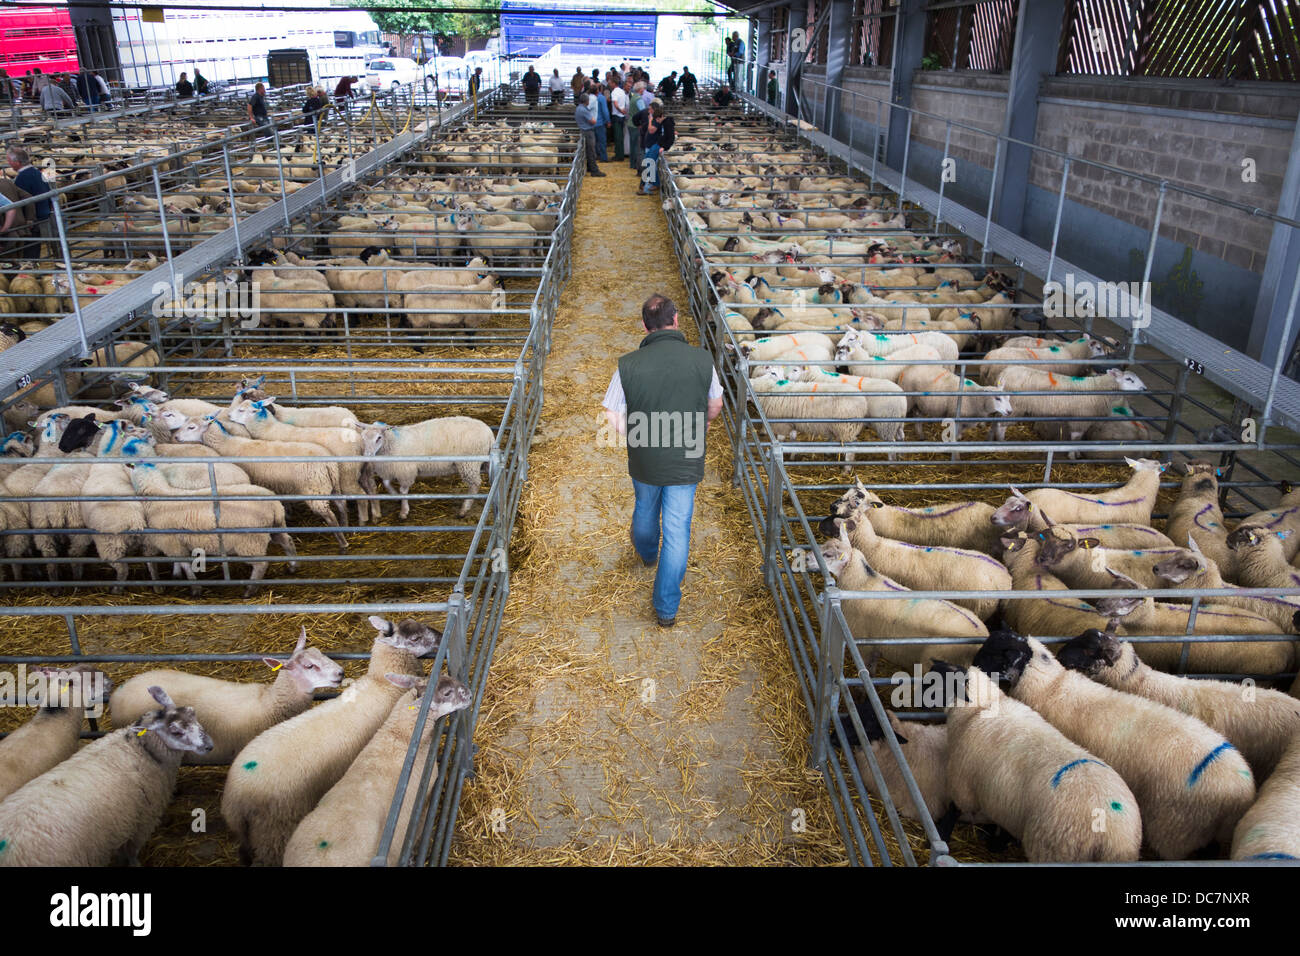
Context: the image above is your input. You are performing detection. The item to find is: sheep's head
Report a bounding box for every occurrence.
[1107,369,1146,391]
[1123,456,1166,473]
[970,627,1033,691]
[1152,540,1207,585]
[818,521,856,577]
[1057,628,1124,677]
[227,397,275,425]
[819,479,878,537]
[990,488,1033,529]
[851,310,885,330]
[1226,525,1289,555]
[36,413,72,446]
[836,328,863,351]
[0,322,25,343]
[58,413,103,453]
[386,673,472,720]
[1089,569,1147,622]
[269,627,345,693]
[133,686,213,757]
[170,416,210,443]
[987,391,1013,418]
[1180,459,1220,494]
[0,428,33,457]
[367,615,442,657]
[1033,522,1101,569]
[355,421,392,457]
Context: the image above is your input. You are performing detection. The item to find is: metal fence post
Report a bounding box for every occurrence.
[1045,157,1071,288]
[50,196,91,358]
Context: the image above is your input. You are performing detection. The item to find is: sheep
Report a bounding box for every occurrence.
[1030,520,1183,590]
[110,627,345,764]
[1091,569,1292,674]
[1059,628,1300,780]
[996,457,1166,528]
[834,343,944,383]
[834,695,991,831]
[1166,460,1236,580]
[831,511,1010,620]
[1238,483,1300,562]
[78,423,155,591]
[1153,537,1300,636]
[0,686,212,866]
[1227,525,1300,593]
[938,662,1142,862]
[994,367,1146,436]
[752,367,905,459]
[356,416,494,519]
[731,332,836,363]
[231,380,358,430]
[458,211,538,266]
[221,615,440,866]
[972,628,1255,859]
[28,453,95,582]
[282,673,472,867]
[0,666,111,802]
[818,523,987,667]
[328,214,399,259]
[897,367,1012,441]
[249,273,339,330]
[990,496,1174,549]
[1231,735,1300,860]
[123,455,289,597]
[979,340,1098,385]
[998,534,1127,637]
[171,416,347,548]
[821,480,1001,554]
[398,273,500,332]
[229,397,368,525]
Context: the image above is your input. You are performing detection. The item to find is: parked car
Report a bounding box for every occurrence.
[364,56,432,91]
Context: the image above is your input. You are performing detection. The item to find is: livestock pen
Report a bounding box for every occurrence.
[659,92,1300,866]
[0,87,581,866]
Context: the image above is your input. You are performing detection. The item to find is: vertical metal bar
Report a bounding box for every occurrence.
[1045,157,1071,287]
[1259,268,1300,447]
[898,110,913,213]
[872,97,881,180]
[148,165,178,293]
[50,197,91,358]
[936,120,952,225]
[220,145,244,263]
[981,137,1004,265]
[271,122,291,228]
[1132,181,1168,362]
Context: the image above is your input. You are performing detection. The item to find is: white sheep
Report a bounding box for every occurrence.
[1231,735,1300,860]
[1030,521,1183,591]
[1226,524,1300,593]
[822,481,1000,554]
[229,397,368,525]
[0,665,111,802]
[989,496,1174,550]
[356,416,494,519]
[972,629,1255,860]
[995,457,1165,527]
[232,381,358,430]
[282,673,472,866]
[833,511,1010,620]
[221,615,440,866]
[1237,484,1300,561]
[896,366,1011,440]
[731,332,836,363]
[995,367,1146,436]
[834,343,945,383]
[751,367,903,464]
[819,523,987,667]
[111,627,344,764]
[1166,460,1236,580]
[941,663,1142,862]
[835,327,959,362]
[0,686,212,866]
[997,534,1126,638]
[1153,538,1300,637]
[171,416,347,548]
[1059,628,1300,780]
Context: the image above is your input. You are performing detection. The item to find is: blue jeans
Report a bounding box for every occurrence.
[595,123,608,161]
[631,479,698,619]
[643,144,661,188]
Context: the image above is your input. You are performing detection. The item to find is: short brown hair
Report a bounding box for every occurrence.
[642,294,677,330]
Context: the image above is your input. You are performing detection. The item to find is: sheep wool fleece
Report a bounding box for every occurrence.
[617,329,713,486]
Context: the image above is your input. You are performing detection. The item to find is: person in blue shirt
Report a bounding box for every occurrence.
[593,82,611,162]
[574,93,605,177]
[728,31,746,89]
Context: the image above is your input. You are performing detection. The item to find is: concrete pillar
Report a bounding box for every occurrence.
[1247,110,1300,368]
[756,14,772,102]
[991,0,1067,231]
[784,0,808,117]
[885,0,927,170]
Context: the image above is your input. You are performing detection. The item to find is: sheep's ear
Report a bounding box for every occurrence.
[260,396,278,407]
[1038,509,1056,527]
[1124,457,1138,469]
[1187,535,1202,554]
[293,625,307,655]
[845,518,856,531]
[838,521,851,547]
[1078,537,1102,550]
[1008,484,1027,501]
[384,673,420,690]
[147,685,175,709]
[1000,536,1024,553]
[368,615,394,636]
[262,656,285,670]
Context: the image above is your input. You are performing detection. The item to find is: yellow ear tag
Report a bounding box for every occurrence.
[270,662,283,671]
[136,729,148,736]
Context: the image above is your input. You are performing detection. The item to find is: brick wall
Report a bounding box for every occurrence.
[1030,78,1299,274]
[909,71,1006,169]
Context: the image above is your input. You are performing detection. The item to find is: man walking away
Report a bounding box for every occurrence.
[679,67,696,101]
[522,65,541,108]
[574,93,605,177]
[609,75,628,162]
[766,69,779,106]
[548,68,566,106]
[469,67,483,99]
[602,294,723,627]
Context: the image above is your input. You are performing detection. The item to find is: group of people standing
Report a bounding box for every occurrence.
[561,64,678,196]
[0,68,114,115]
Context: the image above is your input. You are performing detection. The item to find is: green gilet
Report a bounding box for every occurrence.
[617,328,713,486]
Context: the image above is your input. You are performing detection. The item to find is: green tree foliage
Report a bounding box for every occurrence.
[359,0,499,40]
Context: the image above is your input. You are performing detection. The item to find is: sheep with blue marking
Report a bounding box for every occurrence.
[936,662,1142,862]
[972,627,1256,859]
[1166,460,1237,581]
[1231,734,1300,861]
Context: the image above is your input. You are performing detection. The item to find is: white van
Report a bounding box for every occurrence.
[364,56,432,91]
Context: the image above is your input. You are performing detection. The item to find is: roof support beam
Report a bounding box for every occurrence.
[885,0,927,171]
[1248,108,1300,370]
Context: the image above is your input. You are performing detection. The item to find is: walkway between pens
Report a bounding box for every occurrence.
[449,156,844,865]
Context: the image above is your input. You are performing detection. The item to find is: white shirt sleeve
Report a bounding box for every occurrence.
[601,369,626,413]
[708,368,723,400]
